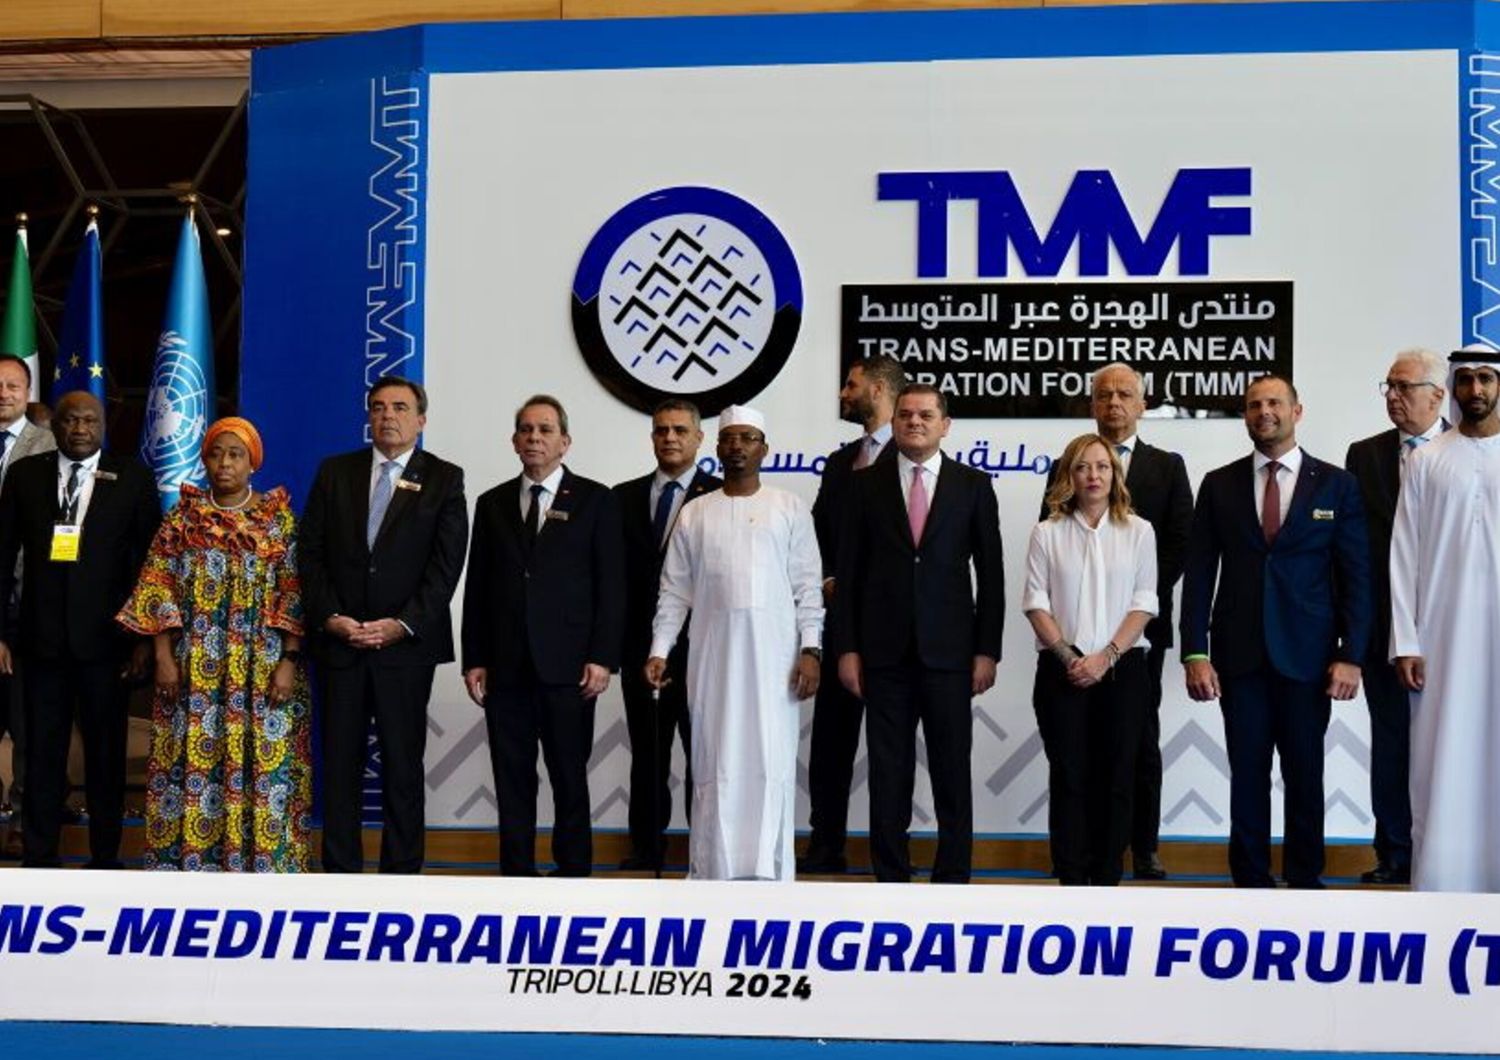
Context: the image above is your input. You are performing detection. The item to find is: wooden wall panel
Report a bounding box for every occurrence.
[100,0,558,39]
[564,0,1036,19]
[0,1,101,42]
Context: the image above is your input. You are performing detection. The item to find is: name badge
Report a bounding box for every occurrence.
[50,524,82,563]
[93,470,117,482]
[395,478,422,492]
[1312,508,1336,521]
[545,509,570,522]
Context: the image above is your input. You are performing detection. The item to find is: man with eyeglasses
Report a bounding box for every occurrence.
[1390,346,1500,892]
[1345,349,1449,886]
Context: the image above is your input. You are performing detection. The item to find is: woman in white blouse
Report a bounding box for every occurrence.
[1024,433,1159,886]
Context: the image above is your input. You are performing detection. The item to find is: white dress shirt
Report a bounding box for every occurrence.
[56,449,102,526]
[370,445,414,499]
[1023,510,1159,654]
[1111,434,1138,477]
[520,465,566,530]
[1252,446,1302,526]
[896,449,943,506]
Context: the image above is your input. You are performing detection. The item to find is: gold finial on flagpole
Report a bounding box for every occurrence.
[85,203,100,219]
[15,212,26,227]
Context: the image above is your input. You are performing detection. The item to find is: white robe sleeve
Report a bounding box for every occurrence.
[650,502,697,660]
[1130,518,1160,618]
[1388,450,1424,661]
[787,496,825,651]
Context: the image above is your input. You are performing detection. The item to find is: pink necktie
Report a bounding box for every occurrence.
[908,464,929,544]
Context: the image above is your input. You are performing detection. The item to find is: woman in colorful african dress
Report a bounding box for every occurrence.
[118,417,312,871]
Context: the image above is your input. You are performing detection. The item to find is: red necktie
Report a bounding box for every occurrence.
[1261,460,1282,544]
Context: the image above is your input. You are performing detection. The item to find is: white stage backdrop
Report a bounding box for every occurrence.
[243,5,1497,842]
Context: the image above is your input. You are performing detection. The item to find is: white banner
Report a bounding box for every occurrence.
[2,870,1498,1050]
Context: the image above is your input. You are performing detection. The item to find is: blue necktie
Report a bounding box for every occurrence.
[653,480,681,549]
[1404,436,1426,451]
[1115,444,1129,457]
[367,459,398,549]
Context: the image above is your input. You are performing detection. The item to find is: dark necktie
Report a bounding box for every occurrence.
[1261,460,1282,544]
[653,480,681,549]
[63,461,83,524]
[525,482,545,550]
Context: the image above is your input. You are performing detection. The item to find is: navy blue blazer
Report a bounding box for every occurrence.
[1179,451,1372,683]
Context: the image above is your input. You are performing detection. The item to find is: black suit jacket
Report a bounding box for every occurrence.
[1039,439,1193,650]
[0,450,159,662]
[812,435,897,581]
[1180,452,1372,683]
[613,467,721,667]
[832,453,1005,670]
[462,468,626,686]
[298,447,469,669]
[1344,426,1446,666]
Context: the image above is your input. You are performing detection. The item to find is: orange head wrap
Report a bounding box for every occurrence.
[202,416,264,470]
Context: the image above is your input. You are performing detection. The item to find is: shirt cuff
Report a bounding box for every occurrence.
[398,620,415,638]
[1129,590,1159,616]
[648,636,675,660]
[1020,589,1051,613]
[799,627,822,651]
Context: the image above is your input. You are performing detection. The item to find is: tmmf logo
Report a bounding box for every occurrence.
[879,168,1252,278]
[572,187,802,416]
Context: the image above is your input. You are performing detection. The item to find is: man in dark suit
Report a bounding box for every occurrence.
[300,375,469,874]
[1038,363,1193,880]
[612,399,720,871]
[463,394,625,877]
[0,355,57,859]
[1181,375,1371,889]
[1344,348,1448,885]
[0,390,159,868]
[833,384,1005,883]
[801,354,903,874]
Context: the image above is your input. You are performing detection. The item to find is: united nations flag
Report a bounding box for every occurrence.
[141,210,216,511]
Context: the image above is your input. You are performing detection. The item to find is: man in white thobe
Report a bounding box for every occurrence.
[1391,346,1500,892]
[647,405,823,881]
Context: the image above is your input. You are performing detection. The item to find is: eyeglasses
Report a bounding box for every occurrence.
[1379,381,1437,397]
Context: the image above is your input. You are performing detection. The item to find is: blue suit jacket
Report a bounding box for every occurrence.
[1179,451,1371,683]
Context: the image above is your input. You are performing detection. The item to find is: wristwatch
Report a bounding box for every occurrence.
[801,647,823,661]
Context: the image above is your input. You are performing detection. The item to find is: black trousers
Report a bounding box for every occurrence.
[1131,640,1167,856]
[321,663,434,874]
[620,663,691,862]
[864,661,972,883]
[1363,656,1412,871]
[0,671,12,803]
[1220,668,1331,888]
[22,658,127,868]
[486,675,596,877]
[1033,650,1149,886]
[804,653,865,857]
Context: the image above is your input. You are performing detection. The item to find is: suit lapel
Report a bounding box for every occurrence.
[1376,431,1401,516]
[880,456,916,548]
[1233,456,1266,552]
[373,449,424,548]
[79,452,118,527]
[1277,453,1322,545]
[1126,441,1157,496]
[918,454,962,544]
[536,468,577,549]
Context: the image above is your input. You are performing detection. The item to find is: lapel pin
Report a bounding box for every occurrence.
[1312,508,1335,521]
[93,469,118,481]
[395,479,422,492]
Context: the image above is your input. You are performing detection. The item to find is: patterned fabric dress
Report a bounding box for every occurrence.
[118,485,312,871]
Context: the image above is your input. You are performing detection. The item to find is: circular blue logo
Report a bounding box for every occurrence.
[572,187,802,416]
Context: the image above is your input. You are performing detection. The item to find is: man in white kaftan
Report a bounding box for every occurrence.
[1390,347,1500,892]
[647,406,824,881]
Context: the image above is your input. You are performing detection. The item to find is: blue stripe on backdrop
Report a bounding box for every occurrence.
[0,1027,1477,1060]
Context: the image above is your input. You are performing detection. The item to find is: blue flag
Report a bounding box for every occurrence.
[141,211,216,510]
[51,219,107,404]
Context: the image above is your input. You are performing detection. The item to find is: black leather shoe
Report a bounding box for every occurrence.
[1360,862,1411,885]
[797,849,848,875]
[1132,852,1167,880]
[618,853,664,872]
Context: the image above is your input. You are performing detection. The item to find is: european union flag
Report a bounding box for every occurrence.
[51,218,107,404]
[141,211,216,510]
